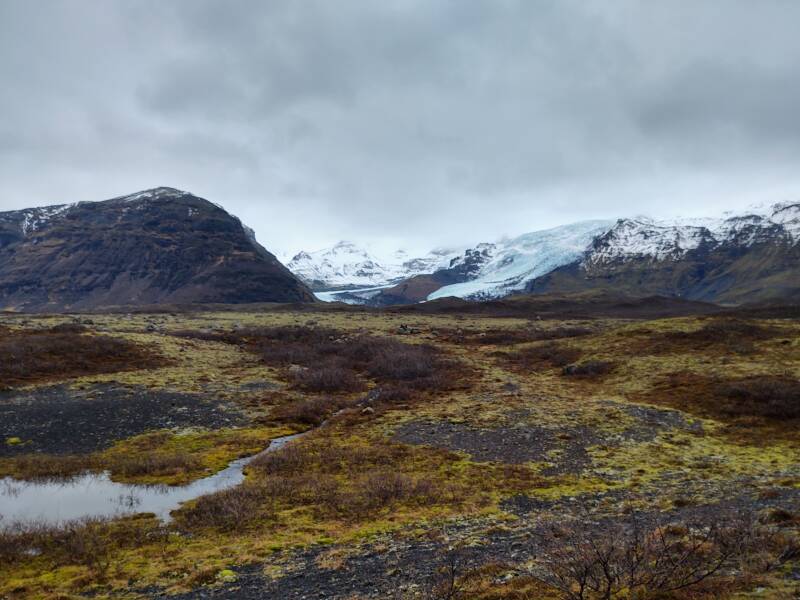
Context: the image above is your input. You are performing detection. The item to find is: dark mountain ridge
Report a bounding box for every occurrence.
[0,187,314,311]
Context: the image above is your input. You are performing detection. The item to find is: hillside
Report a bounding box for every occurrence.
[0,187,315,311]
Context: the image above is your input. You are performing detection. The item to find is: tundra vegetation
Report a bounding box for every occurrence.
[0,305,798,599]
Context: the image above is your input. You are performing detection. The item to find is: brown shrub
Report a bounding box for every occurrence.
[290,364,364,393]
[175,325,466,395]
[639,319,781,356]
[109,452,203,479]
[49,322,88,334]
[0,329,165,387]
[502,342,582,371]
[644,373,800,427]
[270,396,354,426]
[561,360,616,379]
[536,511,790,600]
[719,377,800,420]
[178,483,276,531]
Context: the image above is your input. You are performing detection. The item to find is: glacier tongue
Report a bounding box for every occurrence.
[428,220,614,301]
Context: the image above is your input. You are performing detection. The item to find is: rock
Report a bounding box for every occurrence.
[361,406,375,415]
[288,364,307,376]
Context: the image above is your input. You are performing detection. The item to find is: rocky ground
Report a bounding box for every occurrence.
[0,308,798,599]
[0,384,244,456]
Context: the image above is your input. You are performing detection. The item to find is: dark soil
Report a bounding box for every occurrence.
[0,384,245,456]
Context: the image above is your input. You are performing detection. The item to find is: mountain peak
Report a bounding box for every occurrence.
[114,187,191,202]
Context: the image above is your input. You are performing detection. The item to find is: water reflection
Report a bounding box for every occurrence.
[0,432,302,527]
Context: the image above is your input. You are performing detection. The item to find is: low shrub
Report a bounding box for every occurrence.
[0,328,165,387]
[503,342,582,371]
[561,360,616,379]
[270,396,354,426]
[175,325,465,395]
[536,511,794,600]
[290,364,364,393]
[720,377,800,420]
[639,318,781,356]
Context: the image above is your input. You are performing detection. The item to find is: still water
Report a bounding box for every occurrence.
[0,432,302,527]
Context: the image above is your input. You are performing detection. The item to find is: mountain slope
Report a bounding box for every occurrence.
[0,187,315,310]
[527,203,800,303]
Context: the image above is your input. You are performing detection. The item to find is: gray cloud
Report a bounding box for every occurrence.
[2,0,800,255]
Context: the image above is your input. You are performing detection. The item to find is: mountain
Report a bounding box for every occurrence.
[301,202,800,307]
[527,203,800,303]
[286,241,460,291]
[0,187,315,310]
[343,221,614,306]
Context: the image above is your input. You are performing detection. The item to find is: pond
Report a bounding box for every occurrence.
[0,432,303,527]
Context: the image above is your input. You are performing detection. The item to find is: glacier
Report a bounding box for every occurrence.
[427,220,614,301]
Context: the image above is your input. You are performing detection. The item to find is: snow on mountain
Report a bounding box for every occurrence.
[17,203,76,235]
[427,220,615,301]
[289,201,800,304]
[286,241,461,290]
[585,202,800,269]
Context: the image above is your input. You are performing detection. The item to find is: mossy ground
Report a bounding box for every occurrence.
[0,309,798,599]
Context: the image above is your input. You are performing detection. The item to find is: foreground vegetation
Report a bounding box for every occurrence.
[0,306,798,599]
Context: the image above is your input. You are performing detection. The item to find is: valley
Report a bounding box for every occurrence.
[1,302,798,599]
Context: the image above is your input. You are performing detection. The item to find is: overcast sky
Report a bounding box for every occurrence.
[2,1,800,257]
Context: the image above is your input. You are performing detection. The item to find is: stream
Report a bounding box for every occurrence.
[0,431,304,527]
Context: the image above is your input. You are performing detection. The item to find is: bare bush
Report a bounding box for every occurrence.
[534,512,778,600]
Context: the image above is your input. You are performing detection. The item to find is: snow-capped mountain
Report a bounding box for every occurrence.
[285,241,461,290]
[428,220,615,301]
[584,202,800,269]
[288,201,800,306]
[528,202,800,304]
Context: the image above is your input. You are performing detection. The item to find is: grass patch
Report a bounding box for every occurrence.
[0,426,296,485]
[175,431,541,532]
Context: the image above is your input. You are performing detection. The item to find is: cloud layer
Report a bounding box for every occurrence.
[2,0,800,255]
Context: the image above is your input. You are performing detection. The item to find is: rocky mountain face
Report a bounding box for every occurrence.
[527,203,800,304]
[0,187,315,311]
